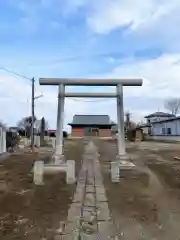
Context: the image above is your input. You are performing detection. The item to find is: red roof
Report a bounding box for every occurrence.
[47,130,56,133]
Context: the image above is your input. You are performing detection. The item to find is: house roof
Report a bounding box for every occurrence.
[145,112,175,118]
[151,116,180,124]
[46,130,56,133]
[69,115,115,126]
[138,124,150,129]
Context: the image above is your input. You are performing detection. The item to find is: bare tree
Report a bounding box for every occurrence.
[124,111,136,130]
[164,98,180,115]
[17,116,37,138]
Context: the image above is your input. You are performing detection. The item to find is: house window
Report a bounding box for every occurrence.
[162,128,166,134]
[148,126,151,135]
[167,128,171,135]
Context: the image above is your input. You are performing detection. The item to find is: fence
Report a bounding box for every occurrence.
[0,127,6,154]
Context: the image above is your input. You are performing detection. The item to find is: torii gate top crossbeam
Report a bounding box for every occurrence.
[39,78,143,86]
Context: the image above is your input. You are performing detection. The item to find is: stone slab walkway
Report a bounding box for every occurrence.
[59,141,118,239]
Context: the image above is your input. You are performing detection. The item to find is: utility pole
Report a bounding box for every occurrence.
[0,68,43,152]
[31,77,35,152]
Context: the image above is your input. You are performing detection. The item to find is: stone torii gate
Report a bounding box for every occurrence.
[33,78,142,185]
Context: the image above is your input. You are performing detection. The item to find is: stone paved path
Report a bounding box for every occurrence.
[60,141,118,239]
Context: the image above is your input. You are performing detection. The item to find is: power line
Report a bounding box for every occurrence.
[0,67,32,82]
[68,98,114,102]
[0,66,35,152]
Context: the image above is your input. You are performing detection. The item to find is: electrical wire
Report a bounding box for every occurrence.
[0,67,32,81]
[0,66,109,103]
[68,98,114,102]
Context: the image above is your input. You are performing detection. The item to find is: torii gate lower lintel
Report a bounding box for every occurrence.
[39,78,143,160]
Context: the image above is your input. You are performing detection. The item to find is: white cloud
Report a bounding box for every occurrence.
[87,0,180,34]
[105,53,180,99]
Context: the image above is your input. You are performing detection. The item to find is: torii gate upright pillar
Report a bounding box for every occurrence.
[53,84,65,163]
[116,84,126,157]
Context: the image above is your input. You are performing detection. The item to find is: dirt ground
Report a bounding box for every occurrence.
[0,139,83,240]
[98,140,180,240]
[2,138,180,239]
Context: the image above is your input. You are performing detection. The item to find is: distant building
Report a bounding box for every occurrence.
[144,112,175,124]
[68,115,115,137]
[46,129,56,137]
[139,111,180,140]
[150,116,180,136]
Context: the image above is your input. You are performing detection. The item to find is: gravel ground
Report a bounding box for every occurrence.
[0,139,84,240]
[98,140,180,240]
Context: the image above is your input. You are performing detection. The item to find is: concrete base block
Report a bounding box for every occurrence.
[119,160,135,169]
[66,160,76,184]
[33,159,76,185]
[110,162,120,183]
[116,154,129,161]
[116,154,135,169]
[52,154,65,164]
[111,158,135,182]
[33,161,44,185]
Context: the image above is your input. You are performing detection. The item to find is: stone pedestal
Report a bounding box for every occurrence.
[111,162,120,183]
[52,154,65,164]
[111,155,135,182]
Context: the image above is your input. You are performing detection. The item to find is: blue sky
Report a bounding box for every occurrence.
[1,0,180,130]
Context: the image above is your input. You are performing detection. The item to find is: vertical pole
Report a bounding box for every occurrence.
[0,127,2,153]
[31,77,35,152]
[55,84,65,157]
[3,130,6,153]
[116,84,126,157]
